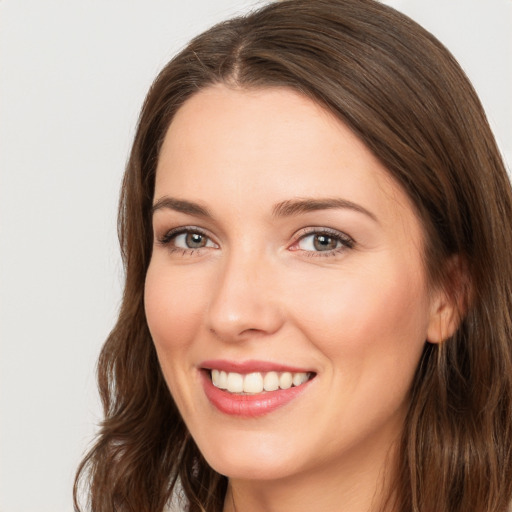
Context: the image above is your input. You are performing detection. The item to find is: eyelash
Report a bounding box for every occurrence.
[291,227,355,257]
[157,226,215,256]
[156,226,355,257]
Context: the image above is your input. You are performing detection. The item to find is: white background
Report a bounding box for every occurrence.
[1,1,510,511]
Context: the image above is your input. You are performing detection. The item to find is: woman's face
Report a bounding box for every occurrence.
[145,85,443,482]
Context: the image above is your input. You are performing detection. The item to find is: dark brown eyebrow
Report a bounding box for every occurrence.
[272,197,378,223]
[152,197,212,218]
[152,196,378,223]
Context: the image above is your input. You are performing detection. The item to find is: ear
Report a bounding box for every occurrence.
[426,255,469,344]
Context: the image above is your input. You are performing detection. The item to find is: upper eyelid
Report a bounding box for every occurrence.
[292,226,354,242]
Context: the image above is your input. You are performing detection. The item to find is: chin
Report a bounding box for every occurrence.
[194,429,302,481]
[206,453,298,482]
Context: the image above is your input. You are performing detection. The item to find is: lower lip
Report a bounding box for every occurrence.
[201,371,313,418]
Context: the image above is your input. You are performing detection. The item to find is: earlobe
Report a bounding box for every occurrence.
[426,255,469,344]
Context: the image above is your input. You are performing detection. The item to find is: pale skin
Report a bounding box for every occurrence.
[144,85,459,512]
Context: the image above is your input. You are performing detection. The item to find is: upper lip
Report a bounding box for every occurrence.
[199,359,315,374]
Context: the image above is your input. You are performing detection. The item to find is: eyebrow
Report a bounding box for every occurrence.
[152,197,212,217]
[272,197,378,223]
[151,196,378,223]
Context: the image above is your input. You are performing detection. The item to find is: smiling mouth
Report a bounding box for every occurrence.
[208,369,315,394]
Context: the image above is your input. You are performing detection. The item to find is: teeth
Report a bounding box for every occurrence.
[212,369,228,389]
[263,371,279,391]
[293,372,308,386]
[210,370,311,394]
[279,372,293,390]
[243,372,264,393]
[226,372,244,393]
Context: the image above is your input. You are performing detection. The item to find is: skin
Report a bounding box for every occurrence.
[144,85,457,512]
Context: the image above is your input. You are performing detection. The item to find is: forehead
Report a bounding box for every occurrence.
[155,85,421,239]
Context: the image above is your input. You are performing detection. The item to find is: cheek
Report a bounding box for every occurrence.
[287,261,430,442]
[144,260,213,414]
[144,261,208,354]
[289,260,430,371]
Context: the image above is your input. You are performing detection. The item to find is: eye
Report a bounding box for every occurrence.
[158,227,217,252]
[298,233,341,251]
[173,231,214,249]
[291,228,354,255]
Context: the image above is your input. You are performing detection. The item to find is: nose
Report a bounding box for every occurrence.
[205,249,284,342]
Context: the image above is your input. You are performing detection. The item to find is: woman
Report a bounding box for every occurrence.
[74,0,512,511]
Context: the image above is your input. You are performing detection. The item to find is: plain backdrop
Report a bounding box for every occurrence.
[0,1,510,511]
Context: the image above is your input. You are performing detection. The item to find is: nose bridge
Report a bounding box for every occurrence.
[206,242,283,341]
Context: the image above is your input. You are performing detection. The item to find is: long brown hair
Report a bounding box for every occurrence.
[74,1,512,511]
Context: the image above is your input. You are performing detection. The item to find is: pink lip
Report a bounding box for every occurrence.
[200,359,313,374]
[199,364,315,418]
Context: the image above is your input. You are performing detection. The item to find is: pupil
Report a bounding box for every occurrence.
[186,233,205,248]
[314,234,337,251]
